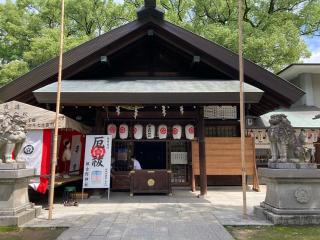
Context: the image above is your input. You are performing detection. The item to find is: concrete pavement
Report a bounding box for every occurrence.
[23,186,270,240]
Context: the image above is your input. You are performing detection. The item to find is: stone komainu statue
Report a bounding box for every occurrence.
[267,114,309,163]
[0,112,27,164]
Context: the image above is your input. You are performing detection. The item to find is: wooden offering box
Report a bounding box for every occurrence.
[129,170,172,196]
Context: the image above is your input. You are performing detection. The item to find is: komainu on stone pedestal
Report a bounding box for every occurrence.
[0,111,40,226]
[255,114,320,225]
[254,168,320,225]
[0,112,27,164]
[267,114,310,165]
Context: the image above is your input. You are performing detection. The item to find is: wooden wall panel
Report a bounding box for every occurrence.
[192,137,255,176]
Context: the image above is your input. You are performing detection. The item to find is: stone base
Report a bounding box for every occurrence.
[0,206,41,226]
[268,162,317,169]
[0,163,26,170]
[254,168,320,225]
[0,168,39,226]
[254,205,320,225]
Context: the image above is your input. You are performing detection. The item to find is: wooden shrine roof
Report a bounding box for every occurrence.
[33,79,263,104]
[0,1,304,115]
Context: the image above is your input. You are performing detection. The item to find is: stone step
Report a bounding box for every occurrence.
[0,207,40,226]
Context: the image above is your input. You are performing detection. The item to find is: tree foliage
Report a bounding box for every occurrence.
[0,60,29,86]
[0,0,319,86]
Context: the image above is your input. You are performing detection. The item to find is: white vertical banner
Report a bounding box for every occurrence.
[69,135,82,174]
[19,130,44,175]
[83,135,112,189]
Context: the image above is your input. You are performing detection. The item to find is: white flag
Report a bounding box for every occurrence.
[19,130,44,175]
[18,129,52,194]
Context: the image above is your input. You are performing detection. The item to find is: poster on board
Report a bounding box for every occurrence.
[83,135,112,189]
[69,135,82,174]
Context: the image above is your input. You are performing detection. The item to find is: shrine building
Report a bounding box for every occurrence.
[0,0,304,195]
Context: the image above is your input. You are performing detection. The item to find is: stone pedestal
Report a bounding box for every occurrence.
[0,165,41,226]
[254,168,320,225]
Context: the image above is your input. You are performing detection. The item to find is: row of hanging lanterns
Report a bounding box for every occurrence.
[107,124,195,140]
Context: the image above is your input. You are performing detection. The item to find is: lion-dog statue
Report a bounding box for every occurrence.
[0,112,27,163]
[267,114,309,163]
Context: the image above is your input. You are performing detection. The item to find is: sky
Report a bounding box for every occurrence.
[0,0,319,63]
[303,37,320,63]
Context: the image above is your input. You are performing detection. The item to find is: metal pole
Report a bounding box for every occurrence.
[238,0,247,216]
[48,0,65,220]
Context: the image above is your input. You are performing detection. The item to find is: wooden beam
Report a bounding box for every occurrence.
[198,107,207,196]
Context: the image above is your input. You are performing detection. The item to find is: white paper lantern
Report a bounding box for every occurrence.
[158,124,167,139]
[107,124,117,139]
[146,124,155,139]
[119,124,129,139]
[185,124,195,140]
[172,124,182,139]
[134,124,143,140]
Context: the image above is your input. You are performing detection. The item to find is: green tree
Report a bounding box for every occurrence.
[23,28,90,68]
[0,0,40,63]
[0,60,29,86]
[0,0,126,86]
[0,0,320,87]
[191,0,318,72]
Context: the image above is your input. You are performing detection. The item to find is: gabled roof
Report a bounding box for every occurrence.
[0,7,304,115]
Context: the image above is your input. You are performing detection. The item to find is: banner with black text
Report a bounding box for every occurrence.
[83,135,112,189]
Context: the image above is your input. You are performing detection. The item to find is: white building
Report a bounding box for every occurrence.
[248,64,320,166]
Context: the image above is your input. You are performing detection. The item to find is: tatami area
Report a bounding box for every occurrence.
[23,186,270,240]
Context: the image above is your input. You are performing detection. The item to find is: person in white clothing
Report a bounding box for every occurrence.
[131,157,142,170]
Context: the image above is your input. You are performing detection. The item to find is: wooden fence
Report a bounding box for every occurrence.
[191,137,259,191]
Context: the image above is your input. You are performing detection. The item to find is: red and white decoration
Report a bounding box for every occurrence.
[119,124,129,139]
[172,125,182,139]
[158,124,167,139]
[134,124,143,139]
[185,124,195,140]
[19,130,52,194]
[107,124,117,139]
[146,124,155,139]
[161,106,166,117]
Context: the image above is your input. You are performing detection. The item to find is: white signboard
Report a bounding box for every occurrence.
[171,152,188,164]
[204,106,237,119]
[83,135,112,189]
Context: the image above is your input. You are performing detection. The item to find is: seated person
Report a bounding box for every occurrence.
[131,157,142,170]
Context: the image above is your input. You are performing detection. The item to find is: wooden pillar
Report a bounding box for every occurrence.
[94,109,105,134]
[315,138,320,165]
[198,107,207,196]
